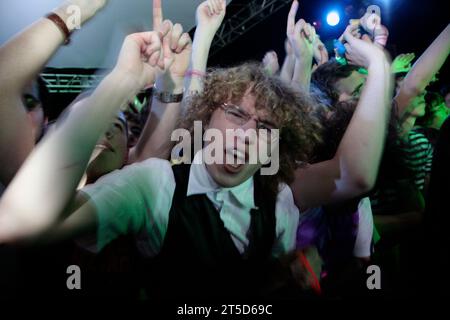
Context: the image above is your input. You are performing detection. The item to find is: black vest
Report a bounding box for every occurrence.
[142,163,279,299]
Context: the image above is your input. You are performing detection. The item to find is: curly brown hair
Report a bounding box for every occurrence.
[178,62,322,196]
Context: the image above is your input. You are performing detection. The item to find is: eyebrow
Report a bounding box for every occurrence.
[234,104,277,128]
[258,118,277,128]
[113,120,125,133]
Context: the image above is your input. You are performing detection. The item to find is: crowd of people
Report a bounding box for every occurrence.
[0,0,449,300]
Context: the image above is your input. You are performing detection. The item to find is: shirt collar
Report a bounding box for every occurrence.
[186,150,257,209]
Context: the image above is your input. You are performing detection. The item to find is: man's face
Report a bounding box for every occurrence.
[335,70,367,102]
[86,117,128,180]
[204,93,279,188]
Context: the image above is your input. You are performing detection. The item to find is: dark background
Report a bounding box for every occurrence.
[209,0,449,69]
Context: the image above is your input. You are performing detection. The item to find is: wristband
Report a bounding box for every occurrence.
[185,69,207,78]
[46,12,71,45]
[153,88,184,103]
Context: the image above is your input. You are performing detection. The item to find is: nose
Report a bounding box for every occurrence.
[240,117,258,131]
[234,127,257,147]
[105,129,114,140]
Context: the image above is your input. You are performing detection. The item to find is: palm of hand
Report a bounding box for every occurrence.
[392,53,415,72]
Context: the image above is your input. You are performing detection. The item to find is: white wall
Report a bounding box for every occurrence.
[0,0,230,68]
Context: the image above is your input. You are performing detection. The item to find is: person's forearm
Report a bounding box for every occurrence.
[129,76,184,162]
[335,56,392,191]
[0,19,64,95]
[292,58,312,90]
[0,2,95,95]
[280,54,295,82]
[0,17,66,185]
[396,24,450,115]
[186,29,214,93]
[0,2,104,185]
[0,70,140,242]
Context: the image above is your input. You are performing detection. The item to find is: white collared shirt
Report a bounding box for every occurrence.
[81,154,300,257]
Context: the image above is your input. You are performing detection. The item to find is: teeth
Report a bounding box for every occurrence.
[230,149,245,159]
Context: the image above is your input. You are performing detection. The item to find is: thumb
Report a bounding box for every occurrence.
[343,24,358,44]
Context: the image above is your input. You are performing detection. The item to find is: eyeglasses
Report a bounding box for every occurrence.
[220,103,277,132]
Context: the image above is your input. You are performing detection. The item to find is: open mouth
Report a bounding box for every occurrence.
[223,162,244,174]
[223,148,248,174]
[95,141,115,153]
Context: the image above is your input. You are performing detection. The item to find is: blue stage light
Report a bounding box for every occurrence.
[326,11,340,26]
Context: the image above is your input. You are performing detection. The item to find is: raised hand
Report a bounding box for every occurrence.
[185,0,226,94]
[286,0,314,62]
[358,5,389,48]
[262,51,280,76]
[196,0,226,35]
[167,23,192,77]
[114,30,164,89]
[343,24,386,68]
[391,53,415,74]
[312,35,328,66]
[152,0,192,91]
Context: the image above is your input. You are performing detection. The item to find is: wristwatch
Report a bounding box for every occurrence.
[153,89,184,103]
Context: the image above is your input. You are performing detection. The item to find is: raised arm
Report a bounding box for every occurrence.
[0,0,108,186]
[128,0,192,163]
[262,51,280,76]
[280,39,296,82]
[186,0,226,94]
[0,30,163,243]
[129,0,226,163]
[291,24,393,210]
[286,0,314,90]
[395,24,450,116]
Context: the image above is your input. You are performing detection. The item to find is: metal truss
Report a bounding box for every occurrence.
[40,73,104,93]
[210,0,291,56]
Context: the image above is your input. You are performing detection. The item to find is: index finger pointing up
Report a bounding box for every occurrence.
[153,0,163,30]
[287,0,299,35]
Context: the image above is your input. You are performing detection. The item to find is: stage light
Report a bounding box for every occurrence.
[326,11,340,26]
